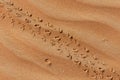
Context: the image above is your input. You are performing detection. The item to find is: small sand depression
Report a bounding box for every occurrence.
[44,58,52,66]
[0,0,120,80]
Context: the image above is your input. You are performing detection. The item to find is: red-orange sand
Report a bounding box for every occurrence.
[0,0,120,80]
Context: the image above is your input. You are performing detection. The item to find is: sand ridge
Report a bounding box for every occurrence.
[0,0,120,80]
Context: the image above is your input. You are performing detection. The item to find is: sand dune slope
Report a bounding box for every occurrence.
[0,0,120,80]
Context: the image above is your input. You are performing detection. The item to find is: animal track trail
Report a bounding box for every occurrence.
[0,0,120,80]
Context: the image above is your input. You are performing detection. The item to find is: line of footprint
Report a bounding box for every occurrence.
[0,0,120,80]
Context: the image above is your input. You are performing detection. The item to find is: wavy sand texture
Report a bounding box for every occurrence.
[0,0,120,80]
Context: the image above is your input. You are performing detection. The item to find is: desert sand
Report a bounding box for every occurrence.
[0,0,120,80]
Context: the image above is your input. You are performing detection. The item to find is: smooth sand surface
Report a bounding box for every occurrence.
[0,0,120,80]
